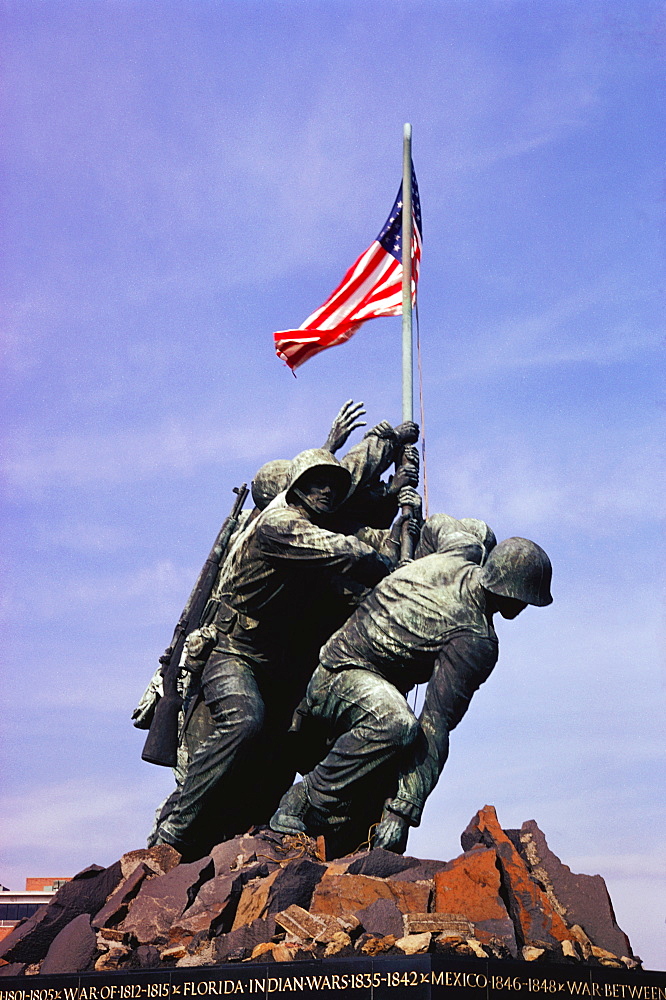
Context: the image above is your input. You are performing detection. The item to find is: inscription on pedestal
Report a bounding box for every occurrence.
[0,956,664,1000]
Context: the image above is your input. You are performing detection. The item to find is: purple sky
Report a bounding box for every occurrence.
[1,0,664,969]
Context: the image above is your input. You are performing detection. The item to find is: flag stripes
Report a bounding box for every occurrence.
[274,168,422,371]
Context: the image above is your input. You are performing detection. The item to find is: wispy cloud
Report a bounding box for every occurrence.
[2,388,386,495]
[0,774,174,882]
[31,674,155,713]
[428,427,663,534]
[11,558,192,622]
[3,417,291,493]
[437,278,663,381]
[39,521,136,554]
[450,132,564,175]
[568,853,666,881]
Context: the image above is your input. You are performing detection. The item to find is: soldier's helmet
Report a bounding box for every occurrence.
[459,518,497,556]
[286,448,352,508]
[251,459,292,510]
[479,536,553,606]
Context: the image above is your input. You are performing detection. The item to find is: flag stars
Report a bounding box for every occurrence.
[273,164,421,369]
[376,174,422,261]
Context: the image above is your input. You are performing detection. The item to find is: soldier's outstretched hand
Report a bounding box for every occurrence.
[323,399,367,453]
[373,810,410,854]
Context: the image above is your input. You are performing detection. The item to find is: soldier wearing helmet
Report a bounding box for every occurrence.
[143,399,420,848]
[151,446,404,857]
[479,536,552,612]
[250,422,420,527]
[251,459,293,511]
[248,399,366,513]
[270,535,552,855]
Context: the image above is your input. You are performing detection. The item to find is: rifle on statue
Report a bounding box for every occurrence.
[140,483,249,767]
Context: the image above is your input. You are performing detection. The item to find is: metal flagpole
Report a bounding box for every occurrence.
[399,123,416,564]
[401,123,413,423]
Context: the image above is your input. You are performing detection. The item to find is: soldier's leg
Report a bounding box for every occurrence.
[270,665,418,835]
[155,652,265,852]
[146,694,210,847]
[374,633,499,852]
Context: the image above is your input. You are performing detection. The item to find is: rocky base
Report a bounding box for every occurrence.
[0,806,639,978]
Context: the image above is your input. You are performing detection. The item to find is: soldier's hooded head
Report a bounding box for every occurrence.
[479,536,553,618]
[458,518,497,558]
[286,449,352,519]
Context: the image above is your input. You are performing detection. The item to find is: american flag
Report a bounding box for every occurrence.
[274,164,422,371]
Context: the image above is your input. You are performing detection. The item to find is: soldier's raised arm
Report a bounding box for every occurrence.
[341,420,420,495]
[323,399,367,453]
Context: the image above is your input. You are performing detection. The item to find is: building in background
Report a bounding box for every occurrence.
[0,879,70,942]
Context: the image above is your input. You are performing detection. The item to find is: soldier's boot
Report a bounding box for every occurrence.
[150,827,198,862]
[269,782,309,834]
[270,781,330,836]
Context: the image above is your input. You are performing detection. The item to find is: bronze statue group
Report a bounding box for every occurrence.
[134,401,552,860]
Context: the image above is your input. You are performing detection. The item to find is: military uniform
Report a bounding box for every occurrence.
[154,483,392,853]
[270,540,498,842]
[332,425,404,532]
[271,535,553,853]
[416,512,496,560]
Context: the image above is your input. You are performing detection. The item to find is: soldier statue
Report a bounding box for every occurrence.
[138,396,554,859]
[149,418,419,856]
[136,402,418,851]
[269,534,553,855]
